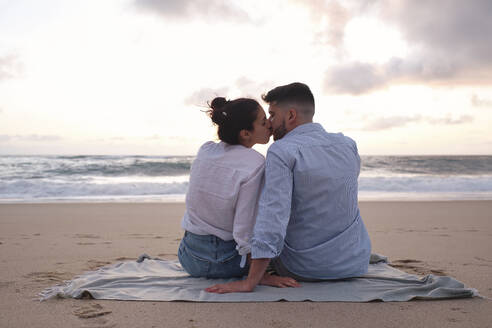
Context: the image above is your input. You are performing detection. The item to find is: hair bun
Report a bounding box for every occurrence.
[210,97,228,111]
[209,97,229,125]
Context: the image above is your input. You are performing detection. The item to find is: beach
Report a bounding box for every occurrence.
[0,201,491,328]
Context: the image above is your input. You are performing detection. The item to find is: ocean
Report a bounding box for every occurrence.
[1,155,491,203]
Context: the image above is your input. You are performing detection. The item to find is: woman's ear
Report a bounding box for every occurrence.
[239,129,251,142]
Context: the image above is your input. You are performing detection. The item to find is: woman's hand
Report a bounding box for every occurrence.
[205,274,300,294]
[259,273,300,288]
[205,258,300,294]
[205,279,255,294]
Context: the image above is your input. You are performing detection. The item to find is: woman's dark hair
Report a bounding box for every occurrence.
[207,97,260,145]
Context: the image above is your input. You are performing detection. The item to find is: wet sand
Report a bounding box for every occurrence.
[0,201,491,328]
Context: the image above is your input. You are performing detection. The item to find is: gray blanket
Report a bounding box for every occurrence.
[40,254,477,302]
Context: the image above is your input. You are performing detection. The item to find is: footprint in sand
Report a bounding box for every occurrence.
[126,233,155,239]
[73,303,115,328]
[269,320,292,328]
[115,257,133,261]
[463,262,492,268]
[397,304,412,311]
[73,303,111,319]
[0,281,14,288]
[24,271,72,284]
[86,260,112,270]
[74,234,101,239]
[390,259,447,276]
[396,228,427,233]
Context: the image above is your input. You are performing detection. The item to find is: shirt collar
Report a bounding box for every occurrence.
[283,122,324,139]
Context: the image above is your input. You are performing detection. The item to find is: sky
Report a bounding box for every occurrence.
[0,0,491,156]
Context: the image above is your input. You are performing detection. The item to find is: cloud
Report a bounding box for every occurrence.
[0,134,63,142]
[134,0,250,22]
[359,114,473,131]
[426,115,474,125]
[0,54,23,81]
[185,77,274,106]
[184,87,230,107]
[324,62,387,94]
[324,57,461,94]
[234,77,274,99]
[380,0,492,62]
[299,0,350,47]
[20,134,63,142]
[166,136,198,143]
[471,94,492,108]
[145,134,161,140]
[292,0,373,48]
[361,115,422,131]
[319,0,492,94]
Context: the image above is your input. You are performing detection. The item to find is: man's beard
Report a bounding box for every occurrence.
[272,121,288,141]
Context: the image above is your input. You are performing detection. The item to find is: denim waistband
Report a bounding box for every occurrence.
[184,230,235,245]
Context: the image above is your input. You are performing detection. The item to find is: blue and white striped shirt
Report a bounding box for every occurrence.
[251,123,371,279]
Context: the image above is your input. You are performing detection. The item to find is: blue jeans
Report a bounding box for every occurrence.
[178,231,249,278]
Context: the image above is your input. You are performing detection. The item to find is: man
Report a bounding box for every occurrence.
[206,82,371,293]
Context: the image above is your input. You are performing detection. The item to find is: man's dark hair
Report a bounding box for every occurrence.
[262,82,315,118]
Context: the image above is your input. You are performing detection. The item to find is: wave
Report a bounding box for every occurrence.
[2,155,491,180]
[1,155,492,202]
[0,156,194,180]
[359,175,492,192]
[361,156,492,176]
[1,174,492,202]
[0,178,189,200]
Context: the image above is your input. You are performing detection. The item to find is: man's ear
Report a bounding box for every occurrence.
[287,108,297,124]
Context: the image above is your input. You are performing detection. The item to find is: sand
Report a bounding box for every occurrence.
[0,201,491,328]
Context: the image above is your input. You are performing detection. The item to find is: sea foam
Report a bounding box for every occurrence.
[1,155,491,202]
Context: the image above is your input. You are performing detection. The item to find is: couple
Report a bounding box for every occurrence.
[178,82,372,293]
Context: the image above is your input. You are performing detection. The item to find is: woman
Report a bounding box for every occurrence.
[178,97,271,278]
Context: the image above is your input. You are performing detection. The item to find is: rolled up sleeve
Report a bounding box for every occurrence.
[251,145,293,259]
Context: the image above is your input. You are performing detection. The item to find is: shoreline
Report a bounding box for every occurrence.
[1,201,491,327]
[1,198,492,204]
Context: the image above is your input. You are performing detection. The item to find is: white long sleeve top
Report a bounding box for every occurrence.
[181,141,265,258]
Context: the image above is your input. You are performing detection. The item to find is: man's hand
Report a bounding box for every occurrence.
[205,279,254,294]
[259,273,300,288]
